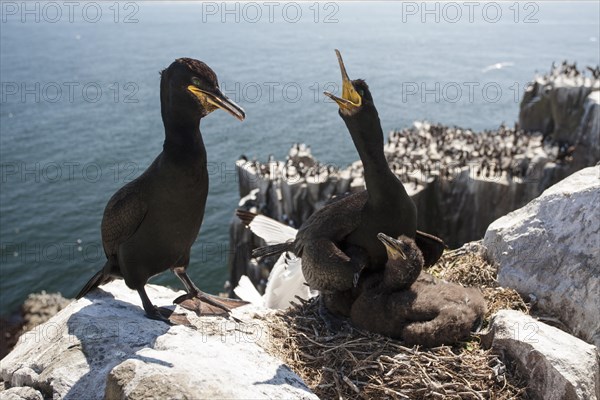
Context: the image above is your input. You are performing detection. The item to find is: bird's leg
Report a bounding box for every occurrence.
[137,286,172,324]
[317,294,347,333]
[343,244,370,288]
[172,267,248,318]
[173,266,201,295]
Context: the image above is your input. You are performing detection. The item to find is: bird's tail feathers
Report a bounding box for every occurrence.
[75,262,114,299]
[252,242,294,259]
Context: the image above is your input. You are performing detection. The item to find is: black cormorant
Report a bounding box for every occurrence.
[251,50,444,292]
[76,58,247,322]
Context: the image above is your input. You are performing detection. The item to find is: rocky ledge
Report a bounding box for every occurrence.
[485,166,600,348]
[0,282,317,400]
[482,166,600,399]
[0,293,71,360]
[2,167,598,400]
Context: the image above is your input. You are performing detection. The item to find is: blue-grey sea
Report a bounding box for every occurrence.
[1,1,598,314]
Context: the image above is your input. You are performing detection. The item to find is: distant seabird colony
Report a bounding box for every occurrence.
[228,61,599,298]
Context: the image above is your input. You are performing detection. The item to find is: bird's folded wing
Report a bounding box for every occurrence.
[101,181,148,255]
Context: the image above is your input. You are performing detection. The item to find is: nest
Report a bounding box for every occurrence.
[260,246,531,399]
[429,245,529,324]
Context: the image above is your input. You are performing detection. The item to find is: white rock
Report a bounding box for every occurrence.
[484,166,600,347]
[482,310,599,400]
[0,387,44,400]
[573,90,600,170]
[9,368,38,388]
[0,280,317,400]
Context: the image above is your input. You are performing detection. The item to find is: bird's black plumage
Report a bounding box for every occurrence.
[335,234,486,347]
[76,58,246,322]
[376,233,424,290]
[250,51,444,292]
[322,233,424,317]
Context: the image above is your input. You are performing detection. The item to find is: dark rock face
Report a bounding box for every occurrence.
[519,80,555,135]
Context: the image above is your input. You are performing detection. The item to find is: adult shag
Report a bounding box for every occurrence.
[76,58,247,322]
[252,50,444,292]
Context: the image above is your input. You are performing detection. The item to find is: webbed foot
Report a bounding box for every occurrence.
[144,306,191,326]
[145,305,173,324]
[137,286,190,326]
[174,291,248,322]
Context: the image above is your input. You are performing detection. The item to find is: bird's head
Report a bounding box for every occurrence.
[324,49,373,116]
[377,233,423,267]
[161,58,245,122]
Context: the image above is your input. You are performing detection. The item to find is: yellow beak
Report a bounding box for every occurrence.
[187,85,245,121]
[323,49,362,112]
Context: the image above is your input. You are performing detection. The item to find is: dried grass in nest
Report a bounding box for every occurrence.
[430,246,529,322]
[261,247,531,399]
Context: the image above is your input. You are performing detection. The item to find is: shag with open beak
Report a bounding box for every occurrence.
[247,50,444,303]
[324,49,364,115]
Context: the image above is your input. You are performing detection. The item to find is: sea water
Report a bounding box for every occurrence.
[1,1,598,314]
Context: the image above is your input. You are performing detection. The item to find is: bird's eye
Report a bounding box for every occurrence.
[358,89,364,96]
[192,77,202,87]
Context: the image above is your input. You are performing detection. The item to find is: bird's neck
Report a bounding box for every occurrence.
[383,259,420,289]
[160,75,206,160]
[343,109,406,204]
[162,114,206,161]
